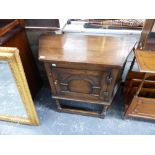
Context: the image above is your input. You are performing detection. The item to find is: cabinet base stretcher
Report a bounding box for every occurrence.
[55,98,109,118]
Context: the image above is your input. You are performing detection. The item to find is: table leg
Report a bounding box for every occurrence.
[100,105,108,118]
[55,99,62,111]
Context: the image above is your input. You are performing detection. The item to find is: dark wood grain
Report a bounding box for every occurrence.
[39,34,136,67]
[0,20,42,98]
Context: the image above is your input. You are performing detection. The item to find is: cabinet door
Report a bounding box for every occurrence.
[51,67,116,102]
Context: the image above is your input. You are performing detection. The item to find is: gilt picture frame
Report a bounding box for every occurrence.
[0,47,39,125]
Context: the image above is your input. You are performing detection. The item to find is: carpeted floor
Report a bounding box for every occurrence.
[0,84,155,135]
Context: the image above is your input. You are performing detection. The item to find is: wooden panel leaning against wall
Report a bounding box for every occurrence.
[0,19,42,98]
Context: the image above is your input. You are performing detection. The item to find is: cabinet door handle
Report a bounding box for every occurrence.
[106,75,113,84]
[51,63,57,67]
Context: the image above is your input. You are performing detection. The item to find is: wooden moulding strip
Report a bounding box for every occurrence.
[60,108,101,117]
[52,95,111,106]
[127,113,155,120]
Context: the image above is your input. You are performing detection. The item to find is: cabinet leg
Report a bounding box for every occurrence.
[55,99,62,111]
[123,114,128,120]
[123,111,129,120]
[100,105,108,118]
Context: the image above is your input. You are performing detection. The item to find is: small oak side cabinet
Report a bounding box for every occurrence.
[39,34,136,118]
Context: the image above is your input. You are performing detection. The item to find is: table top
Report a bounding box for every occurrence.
[39,34,136,67]
[135,49,155,73]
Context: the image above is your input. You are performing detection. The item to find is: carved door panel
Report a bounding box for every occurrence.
[51,67,114,101]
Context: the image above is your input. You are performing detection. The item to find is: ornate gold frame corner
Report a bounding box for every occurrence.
[0,47,39,125]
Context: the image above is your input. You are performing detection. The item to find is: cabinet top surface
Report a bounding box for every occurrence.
[39,34,136,67]
[135,49,155,73]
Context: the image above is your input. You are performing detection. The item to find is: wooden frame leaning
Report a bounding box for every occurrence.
[0,47,39,125]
